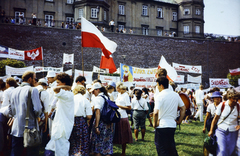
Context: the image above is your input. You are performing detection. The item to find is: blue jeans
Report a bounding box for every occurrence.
[11,136,39,156]
[155,128,178,156]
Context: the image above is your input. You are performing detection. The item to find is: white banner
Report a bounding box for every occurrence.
[8,48,25,60]
[120,64,157,89]
[63,53,74,65]
[100,75,120,86]
[6,65,34,75]
[177,83,200,90]
[187,74,202,83]
[172,62,202,74]
[209,78,231,88]
[34,66,63,74]
[174,75,184,83]
[92,66,107,73]
[74,69,93,85]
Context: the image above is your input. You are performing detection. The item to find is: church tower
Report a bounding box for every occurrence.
[175,0,205,38]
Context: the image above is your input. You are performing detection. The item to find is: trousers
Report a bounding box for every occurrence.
[195,103,204,122]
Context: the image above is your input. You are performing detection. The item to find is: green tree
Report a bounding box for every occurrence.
[0,59,25,76]
[227,73,240,87]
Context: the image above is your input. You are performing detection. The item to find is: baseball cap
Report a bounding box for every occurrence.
[46,71,56,78]
[90,82,102,92]
[108,81,116,88]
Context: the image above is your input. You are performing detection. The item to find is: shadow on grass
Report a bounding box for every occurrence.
[176,142,202,148]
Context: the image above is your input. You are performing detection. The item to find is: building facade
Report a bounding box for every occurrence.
[0,0,204,38]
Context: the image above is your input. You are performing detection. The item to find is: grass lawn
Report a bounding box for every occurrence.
[39,118,207,156]
[113,119,207,156]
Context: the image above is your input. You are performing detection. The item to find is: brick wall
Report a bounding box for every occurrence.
[0,24,240,87]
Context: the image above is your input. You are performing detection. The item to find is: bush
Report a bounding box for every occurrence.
[0,59,25,76]
[227,73,240,87]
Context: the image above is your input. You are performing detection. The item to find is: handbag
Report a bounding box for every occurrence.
[204,136,217,155]
[23,87,42,147]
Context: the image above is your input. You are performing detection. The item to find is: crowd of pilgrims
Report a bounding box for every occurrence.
[0,69,239,156]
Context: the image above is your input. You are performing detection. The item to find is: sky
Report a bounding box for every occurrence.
[204,0,240,37]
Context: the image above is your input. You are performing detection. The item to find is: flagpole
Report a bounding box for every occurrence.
[81,46,84,75]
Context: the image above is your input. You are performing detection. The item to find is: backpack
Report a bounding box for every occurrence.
[100,95,121,124]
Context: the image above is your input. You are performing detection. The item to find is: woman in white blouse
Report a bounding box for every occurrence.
[69,85,92,156]
[208,91,239,156]
[113,85,133,156]
[90,82,113,156]
[132,89,149,141]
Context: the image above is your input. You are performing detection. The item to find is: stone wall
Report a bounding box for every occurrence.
[0,24,240,87]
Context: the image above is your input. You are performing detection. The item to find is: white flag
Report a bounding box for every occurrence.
[158,56,177,81]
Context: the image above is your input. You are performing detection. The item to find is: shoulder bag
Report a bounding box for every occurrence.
[23,87,42,147]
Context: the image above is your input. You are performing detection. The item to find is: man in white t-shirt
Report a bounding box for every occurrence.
[194,85,205,122]
[153,77,186,156]
[109,19,115,32]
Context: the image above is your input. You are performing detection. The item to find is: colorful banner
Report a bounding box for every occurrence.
[172,62,202,74]
[34,66,63,74]
[63,53,74,65]
[0,45,43,60]
[100,75,120,86]
[6,65,34,75]
[187,74,202,83]
[229,68,240,76]
[174,75,184,83]
[209,78,231,88]
[120,64,157,88]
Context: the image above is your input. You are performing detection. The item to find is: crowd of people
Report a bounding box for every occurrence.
[0,68,239,156]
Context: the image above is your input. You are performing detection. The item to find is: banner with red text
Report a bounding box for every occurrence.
[174,75,185,83]
[120,64,157,89]
[187,74,202,83]
[100,75,120,86]
[172,62,202,74]
[34,66,63,74]
[209,78,232,88]
[6,65,34,75]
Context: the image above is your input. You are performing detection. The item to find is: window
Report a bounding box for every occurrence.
[142,26,149,35]
[195,26,200,34]
[157,8,163,18]
[66,17,74,23]
[173,12,177,21]
[184,26,189,34]
[184,9,190,15]
[91,8,98,18]
[119,25,124,31]
[67,0,73,4]
[45,15,54,27]
[157,29,163,36]
[119,5,125,15]
[46,0,53,1]
[104,11,107,21]
[15,11,24,24]
[79,9,83,19]
[196,9,201,15]
[142,5,148,16]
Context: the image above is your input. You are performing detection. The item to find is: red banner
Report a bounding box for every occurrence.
[24,47,43,60]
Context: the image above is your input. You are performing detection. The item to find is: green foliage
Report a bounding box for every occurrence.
[0,59,25,76]
[227,73,240,87]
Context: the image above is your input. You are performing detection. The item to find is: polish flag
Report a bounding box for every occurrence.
[157,55,177,81]
[100,53,117,74]
[81,17,117,59]
[229,68,240,76]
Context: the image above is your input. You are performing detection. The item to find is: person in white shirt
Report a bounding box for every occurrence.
[46,71,57,137]
[84,84,92,102]
[194,85,205,122]
[69,85,92,156]
[106,81,118,102]
[203,91,221,134]
[153,77,186,156]
[113,84,133,156]
[109,19,115,32]
[45,73,74,156]
[90,82,113,156]
[132,89,148,141]
[0,78,17,155]
[208,91,239,156]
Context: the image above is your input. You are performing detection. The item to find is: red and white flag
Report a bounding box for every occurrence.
[81,17,117,59]
[100,53,117,74]
[157,55,177,81]
[229,68,240,76]
[24,47,43,60]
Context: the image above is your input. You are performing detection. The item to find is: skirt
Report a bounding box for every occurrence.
[69,116,90,156]
[113,118,133,144]
[90,119,113,155]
